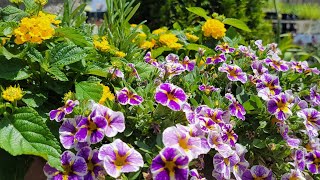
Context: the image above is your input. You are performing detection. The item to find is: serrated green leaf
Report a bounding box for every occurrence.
[0,46,29,60]
[0,6,29,22]
[75,81,103,101]
[0,58,30,80]
[186,7,210,20]
[50,43,86,67]
[27,47,44,63]
[0,107,61,170]
[223,18,251,32]
[47,67,68,81]
[0,22,18,36]
[55,27,91,47]
[23,0,38,14]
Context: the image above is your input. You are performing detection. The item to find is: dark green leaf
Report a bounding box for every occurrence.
[0,58,30,80]
[253,139,265,149]
[0,6,29,22]
[186,7,210,20]
[47,67,68,81]
[50,43,86,67]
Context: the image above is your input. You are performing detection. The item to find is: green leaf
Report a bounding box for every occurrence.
[202,94,213,108]
[223,18,251,32]
[0,22,18,36]
[27,47,44,63]
[243,100,255,111]
[47,67,68,81]
[125,3,140,22]
[0,107,61,170]
[0,6,29,22]
[252,139,265,149]
[151,47,172,58]
[22,93,47,108]
[85,65,109,78]
[50,43,86,67]
[23,0,38,14]
[0,58,30,80]
[75,81,103,102]
[55,27,91,47]
[186,7,210,20]
[0,46,29,60]
[185,44,214,54]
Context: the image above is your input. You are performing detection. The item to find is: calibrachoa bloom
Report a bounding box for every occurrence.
[297,108,320,138]
[206,53,226,64]
[98,139,144,178]
[256,73,281,100]
[305,150,320,174]
[160,62,185,79]
[190,169,206,180]
[309,86,320,107]
[144,51,159,67]
[293,149,306,171]
[49,99,79,122]
[267,43,281,55]
[221,124,238,147]
[116,87,143,106]
[166,53,179,63]
[43,151,87,180]
[290,61,309,73]
[267,92,294,121]
[202,19,226,39]
[199,85,220,94]
[255,40,265,51]
[215,43,235,53]
[264,54,289,72]
[207,129,234,158]
[1,85,24,102]
[213,152,240,179]
[238,45,257,60]
[77,147,105,180]
[233,144,249,180]
[218,63,247,83]
[163,125,202,160]
[155,83,187,111]
[277,123,301,148]
[108,68,124,79]
[281,169,305,180]
[182,56,196,71]
[151,147,189,180]
[242,165,273,180]
[225,93,246,120]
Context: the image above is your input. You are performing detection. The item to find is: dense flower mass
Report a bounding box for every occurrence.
[202,19,226,39]
[2,85,23,102]
[14,11,60,44]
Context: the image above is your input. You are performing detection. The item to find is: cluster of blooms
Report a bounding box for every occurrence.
[93,36,126,57]
[14,11,61,44]
[45,100,145,179]
[202,19,226,39]
[1,85,24,102]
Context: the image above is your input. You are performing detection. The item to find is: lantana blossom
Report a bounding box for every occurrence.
[116,87,143,106]
[218,63,247,83]
[49,99,79,122]
[155,83,187,111]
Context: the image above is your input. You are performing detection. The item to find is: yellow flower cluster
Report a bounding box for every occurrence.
[185,33,199,42]
[115,51,126,58]
[63,91,75,103]
[35,0,47,6]
[202,19,226,39]
[152,27,168,35]
[99,84,115,104]
[2,85,24,102]
[140,40,156,49]
[93,36,111,52]
[14,11,60,44]
[159,33,182,50]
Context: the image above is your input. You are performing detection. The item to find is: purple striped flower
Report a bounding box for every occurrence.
[196,106,226,130]
[310,86,320,107]
[108,68,124,79]
[75,111,107,144]
[232,144,249,180]
[155,83,187,111]
[238,45,257,60]
[206,53,226,64]
[305,67,320,75]
[267,92,294,121]
[281,169,305,180]
[92,103,125,137]
[293,149,306,171]
[144,51,159,67]
[199,85,220,94]
[215,43,235,53]
[49,100,79,122]
[267,43,281,55]
[255,40,265,51]
[151,147,189,180]
[297,108,320,138]
[208,129,234,158]
[98,139,144,178]
[221,124,238,147]
[163,125,202,160]
[277,122,301,148]
[190,169,206,180]
[242,165,273,180]
[182,56,196,71]
[128,63,141,80]
[218,63,247,83]
[225,93,246,120]
[77,147,105,180]
[290,61,309,73]
[264,54,289,72]
[213,152,240,179]
[256,73,281,100]
[160,62,186,79]
[43,151,87,180]
[165,53,179,63]
[305,150,320,174]
[251,60,269,76]
[182,103,197,124]
[117,87,143,106]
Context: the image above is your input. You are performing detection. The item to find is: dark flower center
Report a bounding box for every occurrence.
[164,161,176,173]
[62,164,72,175]
[167,92,176,101]
[87,161,94,171]
[178,137,189,149]
[88,120,98,131]
[114,153,127,166]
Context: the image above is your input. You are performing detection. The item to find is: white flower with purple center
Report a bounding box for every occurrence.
[215,43,235,53]
[297,108,320,138]
[75,111,107,144]
[232,144,249,180]
[238,45,257,60]
[290,61,309,73]
[267,92,294,121]
[151,147,189,180]
[128,63,141,80]
[206,53,226,64]
[199,85,220,94]
[108,67,124,79]
[256,73,281,100]
[92,103,125,137]
[213,151,240,179]
[218,63,247,83]
[281,169,305,180]
[155,83,187,111]
[225,93,246,120]
[77,147,105,180]
[165,53,179,63]
[43,151,87,180]
[59,116,90,150]
[163,125,203,160]
[98,139,144,178]
[221,124,238,147]
[255,40,265,51]
[305,150,320,174]
[242,165,273,180]
[264,54,289,72]
[267,43,281,55]
[116,87,143,106]
[144,51,160,67]
[49,100,79,122]
[182,56,196,71]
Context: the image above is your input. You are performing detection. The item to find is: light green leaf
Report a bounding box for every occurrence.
[75,81,103,102]
[23,0,38,14]
[0,6,29,22]
[0,58,30,80]
[0,107,61,170]
[85,65,109,78]
[22,93,47,108]
[151,47,172,58]
[185,44,213,54]
[186,7,210,20]
[55,27,91,47]
[223,18,251,32]
[0,22,18,36]
[47,67,68,81]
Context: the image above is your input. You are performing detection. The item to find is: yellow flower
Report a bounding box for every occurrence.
[202,19,226,39]
[99,84,115,104]
[2,85,24,102]
[159,33,178,46]
[168,42,182,50]
[140,40,155,49]
[63,91,75,103]
[137,32,147,39]
[115,51,126,58]
[13,11,60,45]
[94,36,111,52]
[152,27,168,35]
[185,33,199,42]
[35,0,47,6]
[9,0,22,4]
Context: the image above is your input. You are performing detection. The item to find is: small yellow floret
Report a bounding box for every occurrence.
[185,33,199,42]
[140,40,155,49]
[94,36,111,52]
[152,27,168,35]
[99,84,115,104]
[159,33,178,46]
[2,85,24,102]
[202,19,226,39]
[115,51,126,58]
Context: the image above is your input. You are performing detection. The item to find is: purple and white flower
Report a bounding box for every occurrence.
[225,93,246,120]
[267,43,281,55]
[98,139,144,178]
[218,63,247,83]
[165,53,179,63]
[256,73,281,100]
[49,100,79,122]
[264,54,289,72]
[238,45,257,60]
[281,169,305,180]
[196,105,226,127]
[305,150,320,174]
[155,83,187,111]
[144,51,159,67]
[206,54,226,64]
[232,144,250,180]
[108,68,124,79]
[221,124,238,147]
[151,147,189,180]
[207,129,234,158]
[297,108,320,138]
[215,43,235,53]
[77,147,105,180]
[290,61,309,73]
[199,85,220,94]
[267,92,294,121]
[213,151,240,179]
[309,86,320,107]
[255,40,265,51]
[43,151,87,180]
[190,169,206,180]
[293,149,306,171]
[277,122,301,148]
[117,87,143,106]
[182,56,196,71]
[242,165,273,180]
